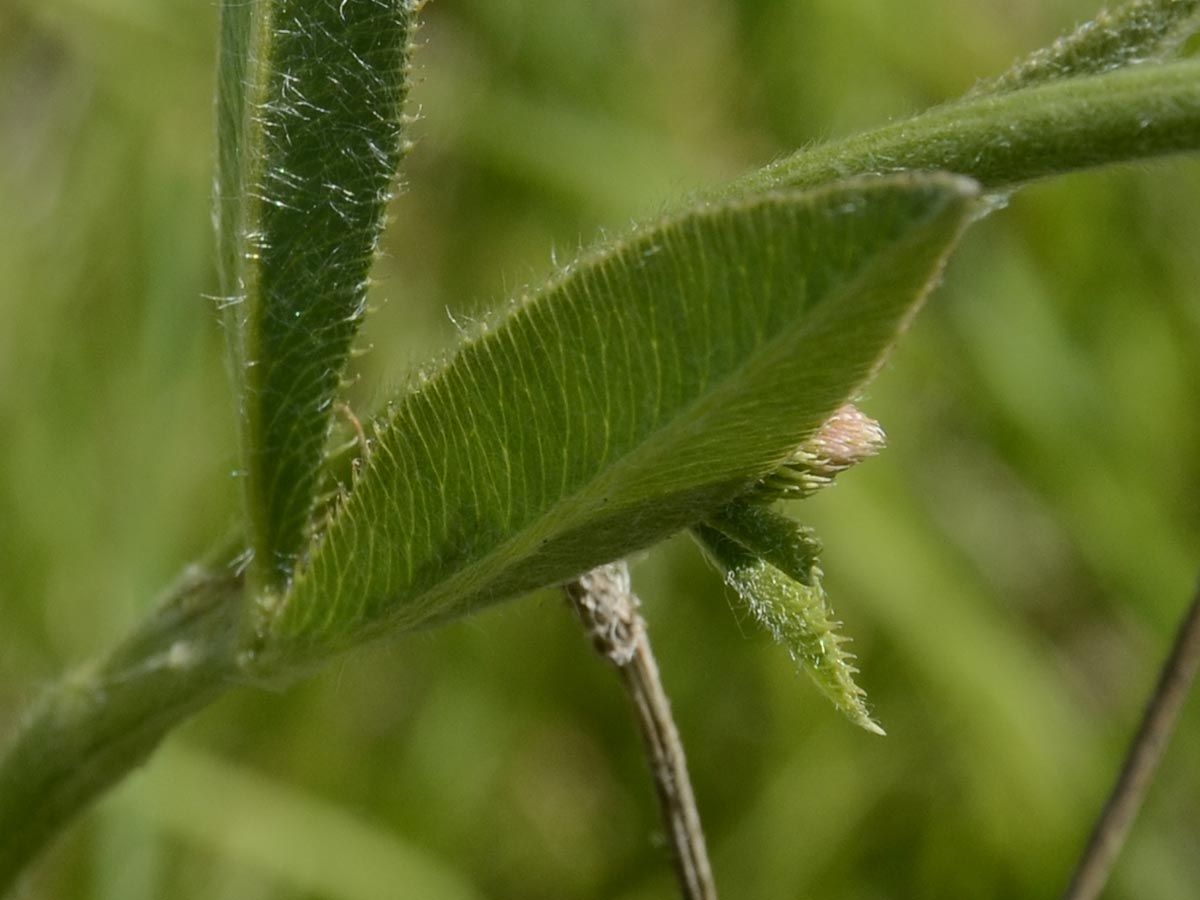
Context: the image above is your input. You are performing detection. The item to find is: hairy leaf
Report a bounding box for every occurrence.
[244,174,980,669]
[215,0,422,590]
[973,0,1200,97]
[693,504,881,734]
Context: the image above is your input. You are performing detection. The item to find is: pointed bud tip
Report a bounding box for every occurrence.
[862,719,887,736]
[808,404,886,474]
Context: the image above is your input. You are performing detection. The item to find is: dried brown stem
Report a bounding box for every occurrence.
[1061,578,1200,900]
[565,562,718,900]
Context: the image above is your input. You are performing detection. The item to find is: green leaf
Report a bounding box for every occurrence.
[245,173,980,670]
[972,0,1200,97]
[215,0,422,591]
[692,503,881,734]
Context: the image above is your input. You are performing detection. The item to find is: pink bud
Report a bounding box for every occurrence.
[753,404,885,500]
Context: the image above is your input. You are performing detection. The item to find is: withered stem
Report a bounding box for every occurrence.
[566,562,718,900]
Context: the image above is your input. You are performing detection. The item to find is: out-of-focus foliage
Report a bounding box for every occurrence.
[0,0,1197,898]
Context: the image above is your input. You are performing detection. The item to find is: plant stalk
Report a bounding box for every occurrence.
[734,58,1200,197]
[566,562,718,900]
[0,563,244,893]
[1060,577,1200,900]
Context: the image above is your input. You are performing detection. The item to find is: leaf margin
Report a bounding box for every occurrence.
[244,172,982,673]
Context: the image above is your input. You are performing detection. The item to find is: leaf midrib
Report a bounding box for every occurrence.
[277,186,959,647]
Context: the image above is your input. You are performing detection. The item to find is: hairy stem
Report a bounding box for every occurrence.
[565,563,717,900]
[1061,578,1200,900]
[735,59,1200,197]
[0,562,244,892]
[3,24,1200,896]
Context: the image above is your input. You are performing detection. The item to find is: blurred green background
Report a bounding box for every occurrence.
[1,0,1198,897]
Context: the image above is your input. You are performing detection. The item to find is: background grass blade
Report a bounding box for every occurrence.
[215,0,422,591]
[3,1,1200,894]
[248,173,980,669]
[107,744,487,900]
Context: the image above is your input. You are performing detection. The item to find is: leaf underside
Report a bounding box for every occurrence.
[247,173,980,671]
[216,0,421,589]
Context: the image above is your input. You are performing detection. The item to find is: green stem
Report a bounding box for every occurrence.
[2,41,1200,900]
[734,59,1200,196]
[0,564,244,892]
